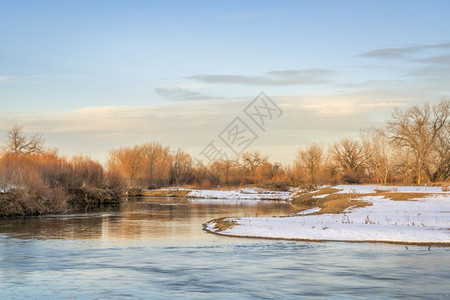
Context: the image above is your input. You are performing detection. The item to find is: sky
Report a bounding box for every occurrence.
[1,0,449,164]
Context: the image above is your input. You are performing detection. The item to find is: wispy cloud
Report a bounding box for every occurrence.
[187,68,334,86]
[417,54,450,65]
[0,90,441,163]
[405,55,450,80]
[407,65,450,80]
[155,87,220,101]
[358,42,450,59]
[0,74,49,84]
[0,75,13,81]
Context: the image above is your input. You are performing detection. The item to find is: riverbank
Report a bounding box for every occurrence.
[204,185,450,246]
[0,186,121,217]
[139,187,294,200]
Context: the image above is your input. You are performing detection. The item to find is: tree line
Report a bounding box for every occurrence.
[107,99,449,189]
[0,100,448,206]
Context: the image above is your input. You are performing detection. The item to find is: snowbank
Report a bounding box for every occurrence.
[334,185,446,194]
[205,186,450,245]
[187,188,292,200]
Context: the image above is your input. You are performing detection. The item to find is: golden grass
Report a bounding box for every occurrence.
[206,217,237,232]
[293,190,371,215]
[292,186,369,214]
[141,189,190,197]
[375,192,432,201]
[292,186,442,216]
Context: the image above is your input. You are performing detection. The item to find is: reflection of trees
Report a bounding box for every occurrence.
[0,215,105,240]
[0,199,300,241]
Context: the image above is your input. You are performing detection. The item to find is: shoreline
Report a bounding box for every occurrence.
[202,224,450,247]
[0,187,121,217]
[203,185,450,246]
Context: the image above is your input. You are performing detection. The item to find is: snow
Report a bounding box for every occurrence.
[311,194,329,199]
[187,188,292,200]
[0,186,18,193]
[335,185,447,194]
[188,199,274,206]
[205,186,450,244]
[291,207,322,215]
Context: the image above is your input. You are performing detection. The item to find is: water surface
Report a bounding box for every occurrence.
[0,197,448,299]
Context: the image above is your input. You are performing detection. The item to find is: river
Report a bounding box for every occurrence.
[0,197,449,299]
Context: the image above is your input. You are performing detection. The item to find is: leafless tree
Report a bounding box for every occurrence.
[330,138,368,183]
[360,127,391,184]
[295,143,324,188]
[391,147,415,184]
[3,125,46,155]
[238,150,268,176]
[387,100,449,184]
[142,142,172,188]
[209,160,234,186]
[170,148,193,186]
[107,145,144,186]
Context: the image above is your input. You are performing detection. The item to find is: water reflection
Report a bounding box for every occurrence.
[0,197,300,242]
[1,198,449,298]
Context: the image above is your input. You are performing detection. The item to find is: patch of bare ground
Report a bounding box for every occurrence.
[141,190,190,197]
[204,217,238,232]
[375,192,433,201]
[293,187,442,215]
[293,187,371,215]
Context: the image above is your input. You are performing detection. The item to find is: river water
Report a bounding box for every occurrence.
[0,197,449,299]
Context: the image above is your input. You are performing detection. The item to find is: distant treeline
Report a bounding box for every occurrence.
[0,100,448,216]
[107,99,449,188]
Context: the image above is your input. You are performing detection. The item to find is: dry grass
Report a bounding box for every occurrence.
[206,217,238,232]
[375,192,432,201]
[293,189,371,215]
[141,189,190,197]
[293,186,441,216]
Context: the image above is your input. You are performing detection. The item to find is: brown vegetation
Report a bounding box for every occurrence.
[204,217,238,232]
[140,189,190,197]
[293,187,371,215]
[102,100,448,190]
[374,192,432,201]
[1,100,448,216]
[292,187,435,216]
[0,127,123,217]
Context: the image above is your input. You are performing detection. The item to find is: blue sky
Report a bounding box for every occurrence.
[1,0,449,163]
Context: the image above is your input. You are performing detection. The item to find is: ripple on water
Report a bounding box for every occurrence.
[0,198,449,298]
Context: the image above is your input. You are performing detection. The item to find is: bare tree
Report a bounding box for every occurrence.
[107,145,144,186]
[170,148,193,186]
[391,147,415,184]
[360,127,391,184]
[238,151,268,176]
[387,100,449,184]
[209,160,231,186]
[142,142,172,188]
[425,101,450,182]
[330,138,368,183]
[295,143,324,188]
[3,125,46,155]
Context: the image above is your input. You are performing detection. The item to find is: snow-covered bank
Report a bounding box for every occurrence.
[205,185,450,245]
[187,188,292,200]
[334,185,446,194]
[141,187,294,200]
